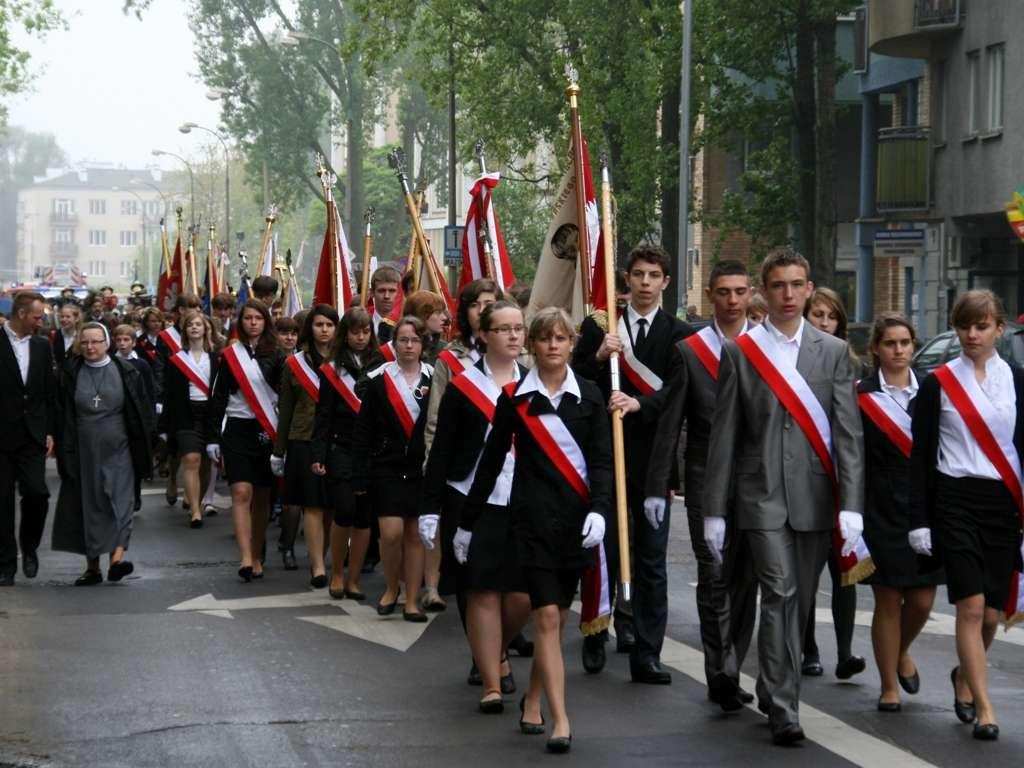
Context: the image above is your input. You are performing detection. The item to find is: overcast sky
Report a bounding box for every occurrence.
[8,0,222,171]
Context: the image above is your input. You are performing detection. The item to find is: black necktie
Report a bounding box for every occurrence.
[635,318,647,351]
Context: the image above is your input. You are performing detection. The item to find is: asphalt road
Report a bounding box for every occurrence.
[0,466,1021,767]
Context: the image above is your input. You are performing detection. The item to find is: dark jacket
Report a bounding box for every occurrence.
[135,333,160,366]
[350,364,432,492]
[572,308,691,485]
[207,344,286,442]
[51,356,155,555]
[464,374,612,570]
[859,371,915,527]
[159,348,221,435]
[0,328,57,445]
[311,351,382,479]
[49,328,76,371]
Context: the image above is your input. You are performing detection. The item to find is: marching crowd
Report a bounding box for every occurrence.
[0,245,1020,752]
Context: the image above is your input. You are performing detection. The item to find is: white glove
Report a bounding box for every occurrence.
[704,516,726,565]
[158,433,168,443]
[206,443,221,463]
[155,403,163,415]
[580,512,605,549]
[418,514,439,549]
[839,511,864,557]
[908,527,932,557]
[270,454,286,477]
[453,527,472,564]
[643,496,666,529]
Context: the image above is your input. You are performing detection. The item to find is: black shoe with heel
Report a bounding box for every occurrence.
[973,723,999,741]
[519,696,545,735]
[546,734,572,754]
[950,667,976,724]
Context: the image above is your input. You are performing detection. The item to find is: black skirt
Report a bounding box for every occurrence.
[523,567,581,611]
[283,440,325,507]
[935,473,1023,608]
[175,400,210,456]
[464,502,527,594]
[327,477,371,529]
[371,475,421,519]
[222,417,273,487]
[438,485,464,596]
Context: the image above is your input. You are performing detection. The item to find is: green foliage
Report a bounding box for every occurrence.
[0,0,64,127]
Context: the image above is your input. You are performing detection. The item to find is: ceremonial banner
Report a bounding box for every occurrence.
[284,270,303,317]
[157,233,184,314]
[313,199,356,311]
[460,172,515,292]
[379,341,396,362]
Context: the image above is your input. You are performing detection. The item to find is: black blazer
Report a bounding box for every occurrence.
[909,367,1024,561]
[135,333,160,366]
[859,371,915,526]
[159,349,221,435]
[421,360,529,516]
[350,364,432,491]
[310,351,383,479]
[0,329,57,445]
[50,328,75,371]
[572,308,691,484]
[464,374,612,570]
[207,344,286,443]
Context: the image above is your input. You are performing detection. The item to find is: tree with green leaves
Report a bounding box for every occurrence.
[0,0,64,127]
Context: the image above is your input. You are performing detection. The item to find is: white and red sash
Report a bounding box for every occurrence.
[159,326,181,354]
[448,365,515,504]
[320,362,361,414]
[382,363,425,439]
[685,325,724,380]
[735,324,874,584]
[438,346,480,378]
[858,390,912,459]
[169,349,211,397]
[617,316,662,396]
[221,343,279,441]
[379,341,396,362]
[286,352,320,403]
[934,357,1024,626]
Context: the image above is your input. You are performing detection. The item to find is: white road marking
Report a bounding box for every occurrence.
[815,608,1024,647]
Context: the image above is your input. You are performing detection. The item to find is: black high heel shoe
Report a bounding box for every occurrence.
[238,566,253,583]
[518,696,545,735]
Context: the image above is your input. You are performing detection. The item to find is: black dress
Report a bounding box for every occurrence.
[351,362,433,518]
[421,360,529,595]
[859,372,943,589]
[464,370,612,609]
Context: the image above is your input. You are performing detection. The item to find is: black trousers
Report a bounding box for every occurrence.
[623,482,671,668]
[0,426,50,575]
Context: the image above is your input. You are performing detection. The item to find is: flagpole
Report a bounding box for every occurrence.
[566,65,592,314]
[390,149,440,295]
[160,217,172,278]
[255,210,276,276]
[208,224,217,301]
[188,225,200,296]
[406,189,425,291]
[600,157,632,603]
[474,140,497,281]
[360,206,374,307]
[316,155,341,309]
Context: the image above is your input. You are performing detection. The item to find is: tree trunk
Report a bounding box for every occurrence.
[794,0,818,272]
[660,61,682,316]
[346,71,365,242]
[813,17,837,289]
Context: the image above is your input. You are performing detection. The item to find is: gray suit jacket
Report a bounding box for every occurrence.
[703,322,864,532]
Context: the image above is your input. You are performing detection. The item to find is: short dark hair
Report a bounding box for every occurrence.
[252,275,279,299]
[274,316,299,334]
[331,305,379,366]
[479,299,523,334]
[760,246,810,287]
[12,291,44,316]
[176,293,201,310]
[950,289,1006,329]
[626,244,672,279]
[212,292,236,310]
[456,278,502,343]
[393,314,429,360]
[869,312,916,367]
[371,266,401,289]
[707,259,748,289]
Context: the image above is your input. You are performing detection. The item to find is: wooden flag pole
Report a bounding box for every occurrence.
[160,217,171,278]
[254,209,276,277]
[187,226,200,296]
[474,139,497,281]
[566,65,591,314]
[389,149,440,295]
[359,206,374,307]
[601,157,631,602]
[207,223,217,298]
[316,155,340,308]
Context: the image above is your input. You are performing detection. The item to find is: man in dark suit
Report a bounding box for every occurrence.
[572,244,692,682]
[645,260,758,711]
[0,291,57,585]
[703,248,865,745]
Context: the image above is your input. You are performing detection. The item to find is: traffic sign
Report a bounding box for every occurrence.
[444,225,464,267]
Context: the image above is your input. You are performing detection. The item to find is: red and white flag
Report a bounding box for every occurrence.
[460,172,515,292]
[313,197,355,311]
[157,231,184,314]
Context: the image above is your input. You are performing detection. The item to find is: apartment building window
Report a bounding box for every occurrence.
[119,260,132,279]
[88,199,106,215]
[966,50,981,136]
[119,230,138,247]
[933,60,946,142]
[54,229,72,244]
[53,198,73,216]
[145,200,162,216]
[87,260,107,277]
[88,229,107,246]
[121,199,139,216]
[987,44,1004,131]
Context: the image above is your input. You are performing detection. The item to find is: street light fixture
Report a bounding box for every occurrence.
[179,122,231,253]
[152,149,196,229]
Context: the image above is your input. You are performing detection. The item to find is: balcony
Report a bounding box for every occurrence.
[867,0,962,59]
[50,211,78,225]
[49,242,79,259]
[876,126,930,212]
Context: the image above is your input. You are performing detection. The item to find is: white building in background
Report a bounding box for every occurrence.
[16,166,180,290]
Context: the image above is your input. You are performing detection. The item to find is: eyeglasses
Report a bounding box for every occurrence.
[489,325,525,336]
[396,336,422,345]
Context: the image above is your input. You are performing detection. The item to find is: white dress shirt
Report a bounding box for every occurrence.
[518,365,581,410]
[878,368,918,411]
[762,316,804,368]
[4,323,31,385]
[938,353,1016,481]
[225,345,256,419]
[626,304,658,346]
[372,311,384,336]
[188,351,211,402]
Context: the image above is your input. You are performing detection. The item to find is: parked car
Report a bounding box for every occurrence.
[912,322,1024,375]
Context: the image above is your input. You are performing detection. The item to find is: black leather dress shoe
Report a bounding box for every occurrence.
[107,560,134,582]
[0,572,14,587]
[467,662,482,686]
[500,658,516,694]
[478,696,504,714]
[738,686,754,704]
[835,655,867,680]
[877,697,902,712]
[545,734,572,754]
[950,667,976,723]
[581,633,606,673]
[973,723,999,741]
[898,668,920,695]
[74,570,103,586]
[403,610,428,623]
[377,599,397,616]
[709,673,743,712]
[631,662,672,685]
[22,551,38,578]
[772,723,806,746]
[614,619,636,653]
[801,657,824,676]
[282,550,298,571]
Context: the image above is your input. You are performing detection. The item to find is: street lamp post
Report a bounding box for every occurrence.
[152,149,196,229]
[116,187,154,289]
[179,122,231,254]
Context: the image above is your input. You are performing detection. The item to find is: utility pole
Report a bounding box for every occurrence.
[677,0,694,313]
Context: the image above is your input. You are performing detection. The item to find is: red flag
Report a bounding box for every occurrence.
[313,198,355,310]
[158,234,184,314]
[460,173,515,292]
